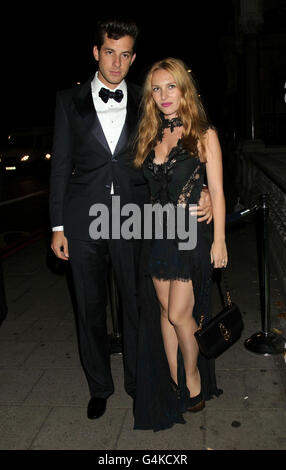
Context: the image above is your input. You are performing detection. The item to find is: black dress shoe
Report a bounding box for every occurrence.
[170,377,181,400]
[87,397,107,419]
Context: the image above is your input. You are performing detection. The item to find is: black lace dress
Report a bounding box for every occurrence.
[133,139,222,432]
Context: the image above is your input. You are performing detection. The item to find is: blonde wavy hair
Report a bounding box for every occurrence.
[134,57,210,168]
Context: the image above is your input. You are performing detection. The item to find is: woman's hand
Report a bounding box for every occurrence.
[210,240,228,268]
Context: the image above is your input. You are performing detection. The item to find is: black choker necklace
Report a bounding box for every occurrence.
[159,114,183,141]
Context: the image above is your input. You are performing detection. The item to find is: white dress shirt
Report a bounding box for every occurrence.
[91,72,127,155]
[52,73,127,232]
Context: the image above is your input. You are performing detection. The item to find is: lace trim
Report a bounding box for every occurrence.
[146,140,189,171]
[158,114,183,142]
[145,141,203,206]
[177,164,201,206]
[151,275,194,282]
[147,154,177,175]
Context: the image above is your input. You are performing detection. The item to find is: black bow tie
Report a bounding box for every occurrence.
[99,87,124,103]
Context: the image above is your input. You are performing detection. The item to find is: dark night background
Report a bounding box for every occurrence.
[0,1,233,142]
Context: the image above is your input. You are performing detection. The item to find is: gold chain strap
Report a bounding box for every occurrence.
[197,314,204,332]
[196,268,233,335]
[222,269,232,307]
[219,322,231,342]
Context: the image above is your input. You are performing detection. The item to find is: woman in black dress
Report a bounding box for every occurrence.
[133,58,226,431]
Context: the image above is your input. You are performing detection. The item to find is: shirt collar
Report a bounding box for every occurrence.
[91,72,127,97]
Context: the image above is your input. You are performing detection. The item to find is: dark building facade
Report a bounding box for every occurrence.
[218,0,286,146]
[220,0,286,295]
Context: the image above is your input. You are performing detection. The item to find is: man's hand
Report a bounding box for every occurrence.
[51,231,69,260]
[190,187,213,223]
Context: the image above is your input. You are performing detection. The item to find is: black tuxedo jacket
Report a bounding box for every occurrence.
[49,77,148,240]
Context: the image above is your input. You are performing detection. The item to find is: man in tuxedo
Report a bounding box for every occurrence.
[50,17,212,420]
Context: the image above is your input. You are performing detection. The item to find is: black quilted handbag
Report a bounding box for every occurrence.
[194,270,244,359]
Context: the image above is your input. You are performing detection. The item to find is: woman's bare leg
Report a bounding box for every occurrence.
[152,278,179,384]
[168,280,201,397]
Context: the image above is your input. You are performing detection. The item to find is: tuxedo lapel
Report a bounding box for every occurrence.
[113,82,140,157]
[113,118,129,157]
[73,78,140,157]
[73,78,111,155]
[93,114,112,155]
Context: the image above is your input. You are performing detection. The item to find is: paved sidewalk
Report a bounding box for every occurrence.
[0,220,286,450]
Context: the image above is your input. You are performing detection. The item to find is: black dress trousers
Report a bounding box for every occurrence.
[68,234,139,400]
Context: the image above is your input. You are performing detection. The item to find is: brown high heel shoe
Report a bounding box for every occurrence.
[187,390,205,412]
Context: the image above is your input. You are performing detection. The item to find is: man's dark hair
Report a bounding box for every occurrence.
[94,17,139,51]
